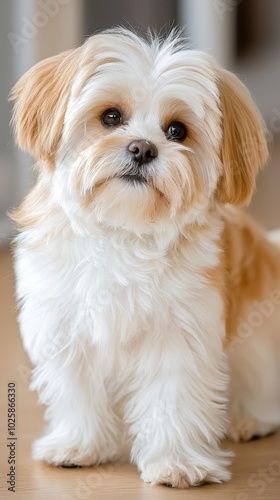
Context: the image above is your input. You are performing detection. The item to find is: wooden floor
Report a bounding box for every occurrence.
[1,250,280,500]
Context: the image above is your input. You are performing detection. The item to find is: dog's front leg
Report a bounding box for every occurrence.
[30,347,122,467]
[126,329,232,488]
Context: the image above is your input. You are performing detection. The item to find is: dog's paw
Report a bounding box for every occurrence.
[141,463,206,488]
[140,461,231,488]
[228,418,277,442]
[33,437,93,467]
[32,435,118,467]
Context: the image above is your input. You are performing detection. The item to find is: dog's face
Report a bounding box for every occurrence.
[11,29,268,233]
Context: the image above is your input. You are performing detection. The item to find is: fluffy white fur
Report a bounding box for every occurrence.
[11,29,280,488]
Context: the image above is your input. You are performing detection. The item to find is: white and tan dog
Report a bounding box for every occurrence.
[10,29,280,488]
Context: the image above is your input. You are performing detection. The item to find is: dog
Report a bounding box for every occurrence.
[10,28,280,488]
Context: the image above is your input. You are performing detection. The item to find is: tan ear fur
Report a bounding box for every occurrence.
[10,47,80,162]
[216,69,268,205]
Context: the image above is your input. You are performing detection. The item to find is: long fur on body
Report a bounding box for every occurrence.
[10,29,280,488]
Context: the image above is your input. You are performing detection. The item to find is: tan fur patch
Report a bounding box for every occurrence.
[10,179,52,231]
[216,69,268,206]
[219,206,280,343]
[10,47,82,163]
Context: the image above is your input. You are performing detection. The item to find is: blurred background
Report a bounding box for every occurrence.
[0,0,279,247]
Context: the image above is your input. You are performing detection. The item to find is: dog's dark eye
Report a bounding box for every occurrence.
[102,109,122,127]
[166,122,187,142]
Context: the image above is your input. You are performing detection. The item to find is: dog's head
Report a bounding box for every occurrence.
[11,29,268,233]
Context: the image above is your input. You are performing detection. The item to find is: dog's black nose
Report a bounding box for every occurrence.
[128,140,158,164]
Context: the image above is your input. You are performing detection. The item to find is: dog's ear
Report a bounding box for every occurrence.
[216,68,268,205]
[10,47,80,162]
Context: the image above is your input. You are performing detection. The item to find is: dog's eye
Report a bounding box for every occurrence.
[166,122,187,142]
[102,109,123,127]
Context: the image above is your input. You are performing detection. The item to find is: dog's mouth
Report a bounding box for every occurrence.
[117,164,149,184]
[119,173,147,184]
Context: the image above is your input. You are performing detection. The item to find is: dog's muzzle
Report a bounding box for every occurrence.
[118,140,158,183]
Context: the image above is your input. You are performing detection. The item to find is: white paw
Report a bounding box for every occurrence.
[140,460,231,488]
[33,434,119,467]
[228,418,277,442]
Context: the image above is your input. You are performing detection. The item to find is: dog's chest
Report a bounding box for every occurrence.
[71,231,221,345]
